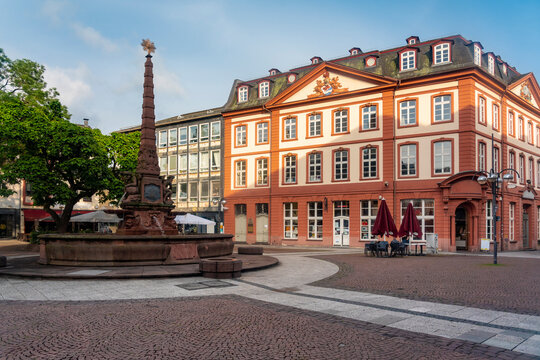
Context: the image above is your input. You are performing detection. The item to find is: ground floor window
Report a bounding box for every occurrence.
[256,203,268,215]
[400,199,434,240]
[509,203,515,241]
[486,200,493,241]
[307,202,323,240]
[334,201,349,217]
[360,200,378,240]
[284,202,298,239]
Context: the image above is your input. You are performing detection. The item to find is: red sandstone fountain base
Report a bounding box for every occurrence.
[38,233,234,266]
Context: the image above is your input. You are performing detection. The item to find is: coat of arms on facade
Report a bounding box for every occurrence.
[520,83,532,103]
[308,71,348,98]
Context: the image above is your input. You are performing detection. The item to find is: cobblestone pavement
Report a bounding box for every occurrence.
[311,254,540,315]
[0,296,535,360]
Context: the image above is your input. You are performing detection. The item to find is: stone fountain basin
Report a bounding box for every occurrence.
[38,233,234,266]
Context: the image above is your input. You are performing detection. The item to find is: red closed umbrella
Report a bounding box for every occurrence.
[371,198,398,239]
[398,202,423,238]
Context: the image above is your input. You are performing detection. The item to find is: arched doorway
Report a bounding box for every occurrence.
[455,205,468,250]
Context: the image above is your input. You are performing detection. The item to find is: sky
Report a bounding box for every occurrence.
[1,0,539,134]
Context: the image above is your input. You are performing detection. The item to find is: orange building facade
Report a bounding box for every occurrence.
[222,35,540,252]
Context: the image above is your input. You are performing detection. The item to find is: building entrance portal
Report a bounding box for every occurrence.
[333,201,350,246]
[455,205,468,250]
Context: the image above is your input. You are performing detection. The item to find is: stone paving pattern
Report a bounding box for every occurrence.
[312,254,540,315]
[1,296,535,360]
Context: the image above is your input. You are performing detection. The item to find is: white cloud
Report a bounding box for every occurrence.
[71,23,118,53]
[154,67,185,98]
[41,0,69,23]
[44,64,92,107]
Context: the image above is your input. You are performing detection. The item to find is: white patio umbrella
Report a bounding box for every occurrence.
[174,213,216,226]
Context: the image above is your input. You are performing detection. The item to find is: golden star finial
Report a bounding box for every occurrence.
[141,39,156,55]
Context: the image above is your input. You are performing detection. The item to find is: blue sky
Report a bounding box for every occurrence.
[1,0,539,134]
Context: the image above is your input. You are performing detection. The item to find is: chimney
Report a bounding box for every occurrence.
[83,118,89,127]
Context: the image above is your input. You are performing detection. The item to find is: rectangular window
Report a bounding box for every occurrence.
[284,202,298,239]
[486,200,493,241]
[189,182,198,202]
[307,202,323,240]
[179,127,187,145]
[168,154,177,172]
[360,200,378,240]
[493,104,499,130]
[170,184,177,202]
[256,158,268,186]
[211,180,220,199]
[236,125,246,146]
[159,130,167,148]
[179,183,187,200]
[334,109,348,134]
[189,153,198,173]
[308,153,321,182]
[434,95,451,122]
[200,181,209,201]
[284,117,296,140]
[189,125,198,144]
[474,45,482,66]
[509,152,515,175]
[529,158,533,184]
[259,82,269,98]
[159,157,167,172]
[434,141,452,174]
[400,144,417,176]
[401,51,415,70]
[537,161,540,188]
[308,113,321,137]
[537,127,540,147]
[211,150,220,171]
[236,160,246,187]
[284,155,296,184]
[488,56,495,75]
[200,123,209,142]
[493,147,499,173]
[238,87,248,102]
[400,100,417,126]
[199,151,209,172]
[508,112,514,136]
[179,154,187,173]
[434,43,450,64]
[334,150,348,181]
[211,121,221,141]
[509,203,515,241]
[478,96,486,124]
[478,142,486,172]
[519,155,525,184]
[257,122,268,144]
[169,129,177,146]
[518,117,524,140]
[334,201,349,217]
[527,122,533,144]
[362,147,377,179]
[362,105,377,130]
[400,199,435,241]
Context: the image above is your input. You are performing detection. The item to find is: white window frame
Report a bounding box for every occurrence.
[308,153,321,182]
[284,117,296,140]
[168,128,177,146]
[235,160,246,187]
[284,202,298,239]
[537,161,540,188]
[199,151,209,172]
[519,155,525,184]
[284,155,296,184]
[493,104,499,130]
[493,147,499,173]
[434,141,452,174]
[308,113,321,137]
[508,112,514,136]
[474,45,482,66]
[334,109,348,134]
[401,51,416,71]
[189,125,198,144]
[433,43,450,64]
[211,180,220,200]
[307,202,323,240]
[256,158,268,186]
[179,127,187,145]
[159,156,167,172]
[479,142,486,172]
[527,122,533,144]
[168,154,177,172]
[434,95,451,122]
[509,203,515,241]
[211,121,221,141]
[179,183,187,201]
[259,81,269,98]
[400,100,417,126]
[189,153,198,173]
[486,200,493,241]
[257,122,268,143]
[361,200,378,240]
[400,144,417,176]
[211,150,220,171]
[518,117,524,140]
[334,150,348,181]
[189,182,198,202]
[236,125,246,146]
[200,181,209,202]
[478,97,486,124]
[362,105,377,130]
[528,158,533,184]
[159,130,167,148]
[362,147,377,179]
[238,86,248,103]
[400,199,435,241]
[179,153,187,173]
[200,123,209,142]
[488,55,495,75]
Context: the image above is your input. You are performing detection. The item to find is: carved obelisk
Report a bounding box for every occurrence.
[116,40,178,235]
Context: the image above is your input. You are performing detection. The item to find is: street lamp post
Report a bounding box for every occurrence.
[212,198,226,233]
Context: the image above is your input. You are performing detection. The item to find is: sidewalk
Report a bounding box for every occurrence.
[1,248,539,357]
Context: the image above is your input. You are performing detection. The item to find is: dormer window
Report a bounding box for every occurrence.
[349,47,362,56]
[488,55,495,75]
[502,63,507,75]
[259,81,269,98]
[311,56,323,65]
[269,68,280,76]
[238,86,248,103]
[406,36,420,45]
[433,43,451,65]
[365,56,377,68]
[400,50,416,71]
[473,45,482,66]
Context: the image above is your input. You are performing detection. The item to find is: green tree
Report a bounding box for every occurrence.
[0,49,139,232]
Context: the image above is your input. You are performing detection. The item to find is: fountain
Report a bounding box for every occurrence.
[39,40,234,266]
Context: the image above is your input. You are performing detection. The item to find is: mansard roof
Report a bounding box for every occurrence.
[223,35,526,112]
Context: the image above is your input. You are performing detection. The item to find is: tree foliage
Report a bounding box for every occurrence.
[0,49,139,232]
